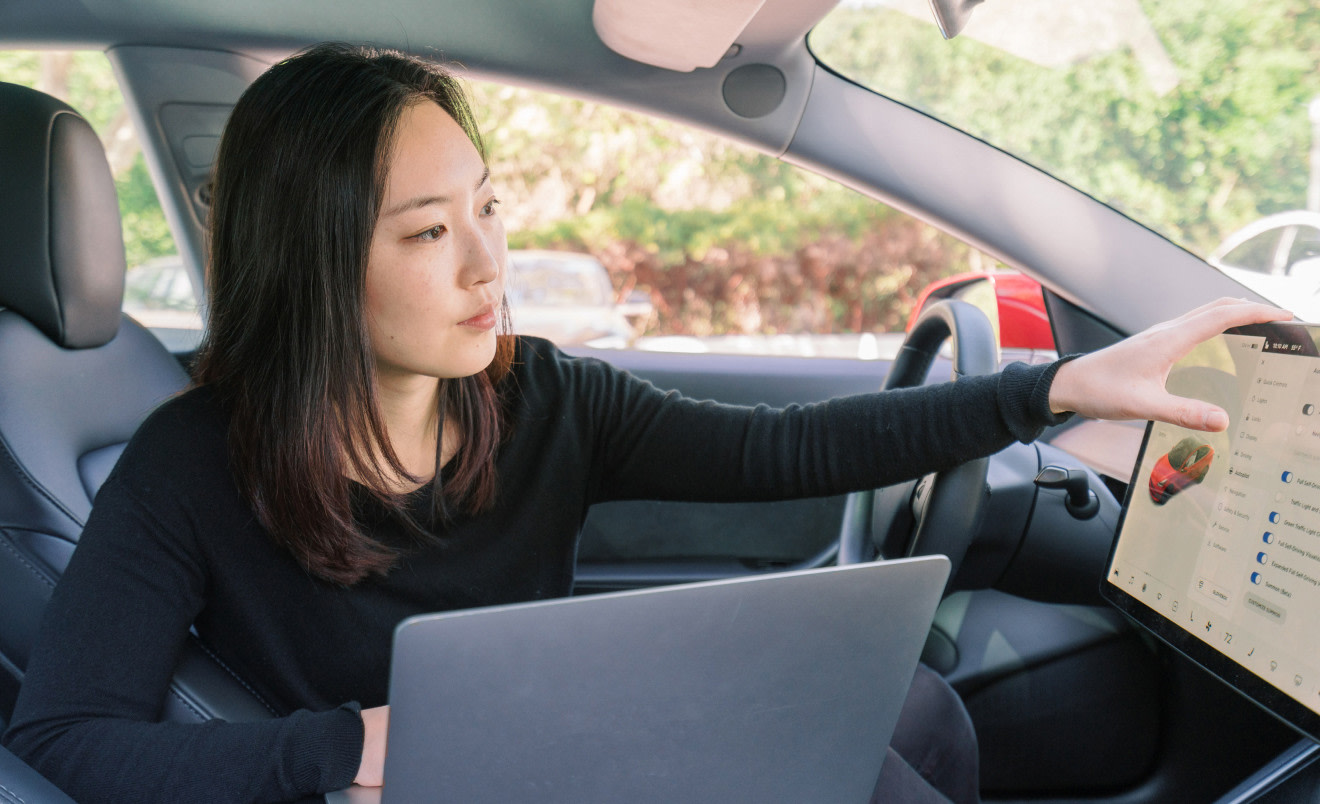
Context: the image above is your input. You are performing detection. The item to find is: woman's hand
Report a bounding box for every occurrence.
[1048,297,1293,431]
[355,705,390,787]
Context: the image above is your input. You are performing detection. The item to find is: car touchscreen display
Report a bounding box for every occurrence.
[1104,321,1320,739]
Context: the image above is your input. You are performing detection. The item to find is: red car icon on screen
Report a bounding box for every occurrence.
[1149,437,1215,505]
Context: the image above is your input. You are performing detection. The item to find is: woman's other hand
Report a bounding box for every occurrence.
[355,705,390,787]
[1048,297,1293,431]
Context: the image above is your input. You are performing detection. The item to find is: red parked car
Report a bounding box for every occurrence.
[906,271,1055,350]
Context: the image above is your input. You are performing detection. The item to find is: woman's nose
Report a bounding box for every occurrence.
[461,229,501,287]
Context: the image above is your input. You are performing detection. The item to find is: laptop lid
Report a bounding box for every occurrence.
[358,556,948,804]
[1103,321,1320,741]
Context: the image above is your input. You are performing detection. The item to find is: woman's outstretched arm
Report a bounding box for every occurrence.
[568,299,1290,505]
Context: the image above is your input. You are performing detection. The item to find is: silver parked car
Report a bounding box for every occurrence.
[505,250,651,348]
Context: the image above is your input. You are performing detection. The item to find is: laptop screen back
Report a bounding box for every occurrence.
[1104,321,1320,740]
[379,557,949,804]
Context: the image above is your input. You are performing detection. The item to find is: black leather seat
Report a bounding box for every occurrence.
[0,82,272,730]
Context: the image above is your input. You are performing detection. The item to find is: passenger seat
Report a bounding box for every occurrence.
[0,82,271,727]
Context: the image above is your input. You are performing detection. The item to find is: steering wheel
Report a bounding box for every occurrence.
[837,300,999,589]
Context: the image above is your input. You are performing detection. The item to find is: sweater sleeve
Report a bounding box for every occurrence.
[1,439,363,802]
[569,349,1074,504]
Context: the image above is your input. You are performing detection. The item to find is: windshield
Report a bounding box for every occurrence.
[811,1,1320,313]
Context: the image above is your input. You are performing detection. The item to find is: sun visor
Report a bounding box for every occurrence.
[592,0,765,72]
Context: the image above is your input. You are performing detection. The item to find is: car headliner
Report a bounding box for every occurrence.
[0,0,1269,339]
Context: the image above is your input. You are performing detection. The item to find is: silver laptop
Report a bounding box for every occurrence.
[329,556,948,803]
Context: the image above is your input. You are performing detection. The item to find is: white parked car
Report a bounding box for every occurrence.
[1208,210,1320,321]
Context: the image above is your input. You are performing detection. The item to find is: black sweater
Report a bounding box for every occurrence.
[4,337,1069,803]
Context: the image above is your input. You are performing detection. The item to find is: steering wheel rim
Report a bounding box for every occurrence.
[837,300,999,589]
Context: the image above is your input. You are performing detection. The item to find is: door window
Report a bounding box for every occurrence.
[467,80,1013,360]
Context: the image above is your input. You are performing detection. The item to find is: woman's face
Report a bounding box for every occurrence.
[365,100,506,383]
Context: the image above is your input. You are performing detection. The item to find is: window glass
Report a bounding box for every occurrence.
[467,80,1019,358]
[1220,231,1282,274]
[1287,226,1320,271]
[0,55,1030,360]
[0,50,193,346]
[810,1,1320,311]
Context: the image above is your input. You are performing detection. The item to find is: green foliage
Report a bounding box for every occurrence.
[466,82,833,234]
[0,52,38,91]
[512,190,895,264]
[0,51,125,136]
[810,0,1320,255]
[116,156,176,268]
[510,191,974,337]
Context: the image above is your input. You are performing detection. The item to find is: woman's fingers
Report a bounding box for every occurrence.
[1144,394,1230,432]
[1168,298,1291,342]
[1135,299,1290,356]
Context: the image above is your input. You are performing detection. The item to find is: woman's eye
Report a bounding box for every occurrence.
[414,225,446,242]
[481,198,501,216]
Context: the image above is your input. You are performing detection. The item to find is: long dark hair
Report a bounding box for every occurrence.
[194,43,515,585]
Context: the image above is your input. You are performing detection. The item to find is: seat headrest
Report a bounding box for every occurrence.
[0,82,126,349]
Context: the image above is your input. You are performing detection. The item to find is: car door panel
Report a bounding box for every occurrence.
[564,347,893,591]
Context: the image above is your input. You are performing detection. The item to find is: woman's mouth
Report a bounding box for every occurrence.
[459,305,497,330]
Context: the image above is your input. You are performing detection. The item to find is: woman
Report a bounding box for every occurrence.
[1,43,1287,803]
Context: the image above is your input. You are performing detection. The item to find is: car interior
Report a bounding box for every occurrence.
[1,0,1318,802]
